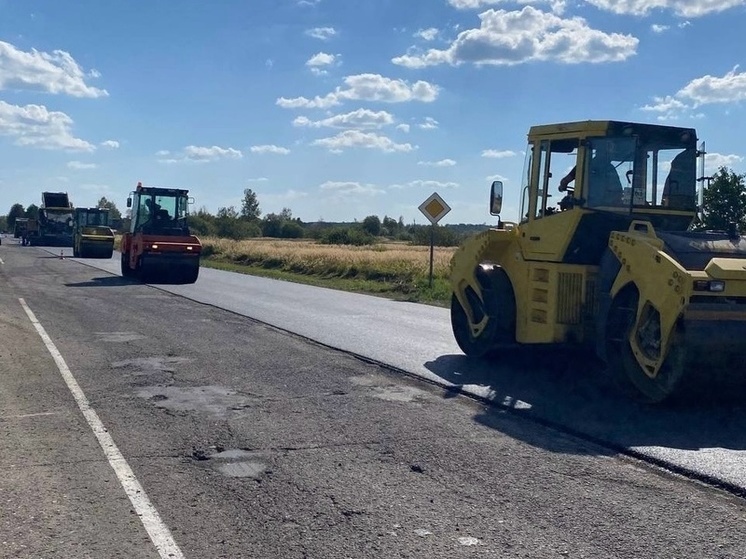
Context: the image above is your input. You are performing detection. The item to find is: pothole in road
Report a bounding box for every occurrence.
[137,385,253,418]
[112,356,192,373]
[96,331,146,343]
[349,375,427,403]
[192,448,271,479]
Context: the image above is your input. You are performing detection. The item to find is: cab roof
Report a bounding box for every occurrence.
[527,120,697,145]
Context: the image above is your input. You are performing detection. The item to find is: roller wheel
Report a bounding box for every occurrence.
[451,268,515,358]
[181,266,199,284]
[121,252,134,277]
[604,289,686,404]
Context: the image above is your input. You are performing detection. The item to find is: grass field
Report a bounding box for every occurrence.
[200,237,457,306]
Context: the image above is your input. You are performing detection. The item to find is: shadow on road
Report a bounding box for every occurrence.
[424,351,746,453]
[65,276,136,287]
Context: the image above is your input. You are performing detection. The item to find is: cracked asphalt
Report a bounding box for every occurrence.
[3,241,746,558]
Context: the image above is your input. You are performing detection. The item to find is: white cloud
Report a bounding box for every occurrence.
[306,52,338,75]
[706,152,744,174]
[651,24,670,33]
[319,181,385,195]
[312,130,415,153]
[482,149,516,158]
[298,0,321,5]
[448,0,566,14]
[415,28,440,41]
[0,40,108,97]
[396,124,411,133]
[305,27,337,40]
[293,109,395,129]
[389,179,460,189]
[642,66,746,118]
[0,100,95,151]
[392,7,638,68]
[100,139,119,149]
[277,73,439,109]
[486,173,510,182]
[418,159,457,167]
[67,160,97,169]
[184,145,243,161]
[306,52,336,67]
[250,144,291,155]
[158,145,243,163]
[261,189,309,203]
[247,177,269,182]
[419,117,439,130]
[584,0,746,17]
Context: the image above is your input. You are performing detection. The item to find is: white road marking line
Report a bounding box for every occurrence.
[19,298,185,559]
[0,258,4,264]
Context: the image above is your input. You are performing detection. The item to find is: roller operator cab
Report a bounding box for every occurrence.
[120,182,202,284]
[73,208,115,258]
[450,120,746,403]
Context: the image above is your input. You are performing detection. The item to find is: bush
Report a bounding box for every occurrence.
[319,227,375,246]
[281,221,305,238]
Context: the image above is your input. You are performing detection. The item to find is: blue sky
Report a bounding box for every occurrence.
[0,0,745,225]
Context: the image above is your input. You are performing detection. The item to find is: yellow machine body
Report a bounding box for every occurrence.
[450,120,746,402]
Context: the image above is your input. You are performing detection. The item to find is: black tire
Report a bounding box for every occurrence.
[181,266,199,284]
[450,267,516,357]
[121,252,133,277]
[604,288,686,404]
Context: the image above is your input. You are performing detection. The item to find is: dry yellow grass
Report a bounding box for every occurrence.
[202,237,457,279]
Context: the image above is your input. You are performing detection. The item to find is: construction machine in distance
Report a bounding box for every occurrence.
[13,218,29,240]
[73,207,115,258]
[120,182,202,283]
[34,192,75,246]
[450,120,746,404]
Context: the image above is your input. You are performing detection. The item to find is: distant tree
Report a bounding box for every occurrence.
[410,223,464,247]
[188,214,216,237]
[8,203,25,230]
[701,167,746,232]
[362,215,382,236]
[25,204,40,220]
[280,221,304,239]
[217,206,239,220]
[261,213,283,237]
[97,196,122,220]
[382,216,398,236]
[240,188,261,220]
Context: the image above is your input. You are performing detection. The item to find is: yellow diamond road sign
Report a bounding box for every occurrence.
[418,192,451,224]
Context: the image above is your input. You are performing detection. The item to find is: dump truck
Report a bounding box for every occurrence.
[13,218,29,239]
[120,182,201,283]
[73,207,115,258]
[449,120,746,403]
[30,192,75,246]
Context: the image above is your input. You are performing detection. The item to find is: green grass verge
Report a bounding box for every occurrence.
[202,257,451,307]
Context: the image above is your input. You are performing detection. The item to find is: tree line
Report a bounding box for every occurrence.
[0,188,476,247]
[3,169,746,244]
[186,189,474,246]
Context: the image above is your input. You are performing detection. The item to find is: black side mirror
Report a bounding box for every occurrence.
[490,180,503,215]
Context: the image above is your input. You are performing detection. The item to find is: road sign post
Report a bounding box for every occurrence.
[418,192,451,288]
